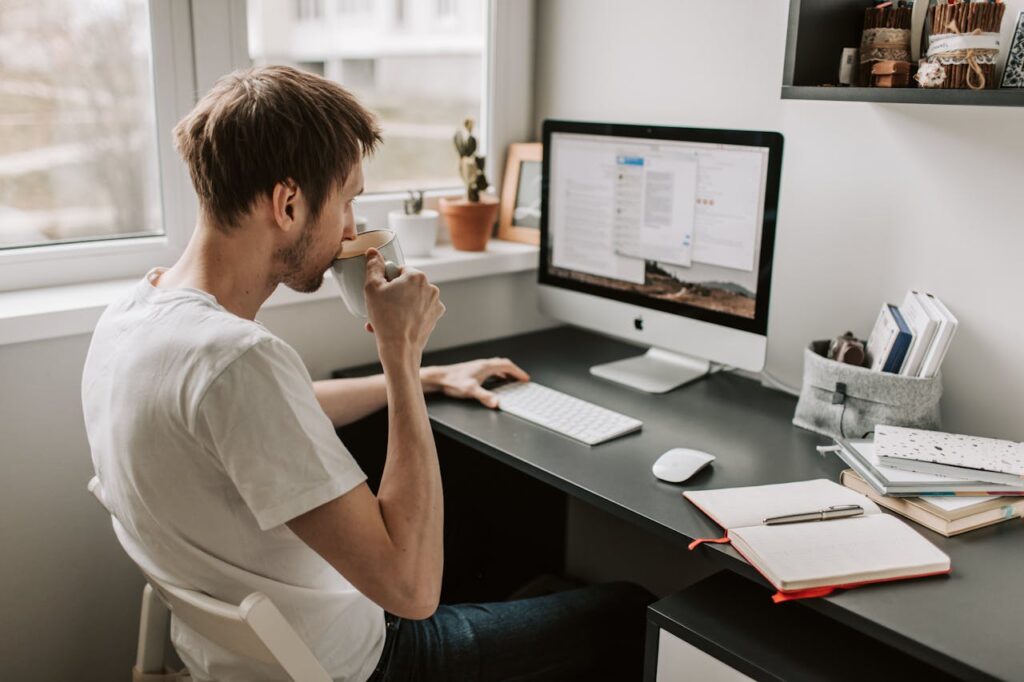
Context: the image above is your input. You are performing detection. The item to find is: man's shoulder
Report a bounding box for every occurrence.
[87,284,299,402]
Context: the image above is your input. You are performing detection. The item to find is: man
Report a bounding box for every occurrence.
[83,66,650,681]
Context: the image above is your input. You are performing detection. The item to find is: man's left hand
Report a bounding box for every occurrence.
[422,358,530,409]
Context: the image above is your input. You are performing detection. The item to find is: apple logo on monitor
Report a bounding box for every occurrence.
[634,316,643,331]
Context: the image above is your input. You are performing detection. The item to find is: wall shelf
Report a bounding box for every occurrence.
[782,85,1024,106]
[783,0,1024,107]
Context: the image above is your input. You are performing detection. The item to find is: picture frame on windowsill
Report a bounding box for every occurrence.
[497,142,542,245]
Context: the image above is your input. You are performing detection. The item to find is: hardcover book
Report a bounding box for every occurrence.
[841,469,1024,537]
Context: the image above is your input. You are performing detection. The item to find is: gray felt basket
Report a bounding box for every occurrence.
[792,340,942,439]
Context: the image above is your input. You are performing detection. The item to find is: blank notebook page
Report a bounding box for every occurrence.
[730,515,950,591]
[685,479,881,530]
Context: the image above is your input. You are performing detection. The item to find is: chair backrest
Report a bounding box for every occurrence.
[87,477,333,682]
[143,573,333,682]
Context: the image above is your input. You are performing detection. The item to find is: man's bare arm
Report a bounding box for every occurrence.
[314,359,529,428]
[313,369,442,428]
[289,355,442,618]
[289,253,445,619]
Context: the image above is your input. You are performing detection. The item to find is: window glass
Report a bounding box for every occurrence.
[248,0,484,193]
[0,0,162,250]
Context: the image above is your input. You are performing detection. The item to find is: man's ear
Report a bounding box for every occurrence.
[271,179,301,231]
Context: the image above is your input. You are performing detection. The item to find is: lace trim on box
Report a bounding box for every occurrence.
[927,31,1000,65]
[860,28,911,63]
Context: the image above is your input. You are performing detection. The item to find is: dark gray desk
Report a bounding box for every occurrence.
[416,327,1022,682]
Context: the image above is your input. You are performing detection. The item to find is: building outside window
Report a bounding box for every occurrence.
[0,0,161,250]
[0,0,516,292]
[295,0,325,21]
[249,0,484,194]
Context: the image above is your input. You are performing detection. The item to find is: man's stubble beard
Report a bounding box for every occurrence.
[273,219,330,294]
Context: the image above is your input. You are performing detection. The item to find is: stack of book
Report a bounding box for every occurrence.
[875,425,1024,486]
[866,291,957,377]
[828,428,1024,537]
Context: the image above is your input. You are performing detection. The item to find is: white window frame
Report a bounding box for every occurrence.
[0,0,534,293]
[0,0,202,293]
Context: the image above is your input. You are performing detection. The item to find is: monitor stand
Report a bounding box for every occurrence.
[589,347,710,394]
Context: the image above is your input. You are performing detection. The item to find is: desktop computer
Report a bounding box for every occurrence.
[539,119,783,393]
[490,120,782,445]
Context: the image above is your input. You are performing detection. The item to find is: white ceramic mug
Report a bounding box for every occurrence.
[388,209,439,258]
[331,229,404,318]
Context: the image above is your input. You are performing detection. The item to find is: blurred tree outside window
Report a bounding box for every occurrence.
[0,0,162,250]
[248,0,484,194]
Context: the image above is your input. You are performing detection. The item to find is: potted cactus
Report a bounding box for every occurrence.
[388,190,439,257]
[439,118,499,251]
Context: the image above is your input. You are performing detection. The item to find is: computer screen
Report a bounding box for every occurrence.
[540,121,782,336]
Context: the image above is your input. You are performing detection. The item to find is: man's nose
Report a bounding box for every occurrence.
[342,218,357,241]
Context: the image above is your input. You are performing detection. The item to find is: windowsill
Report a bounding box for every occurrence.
[0,240,539,347]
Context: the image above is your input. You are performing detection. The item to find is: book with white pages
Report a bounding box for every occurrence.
[899,291,939,377]
[684,479,951,602]
[918,294,958,378]
[865,304,899,372]
[841,469,1024,537]
[830,438,1024,496]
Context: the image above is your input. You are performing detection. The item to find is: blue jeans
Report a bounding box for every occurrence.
[366,582,654,681]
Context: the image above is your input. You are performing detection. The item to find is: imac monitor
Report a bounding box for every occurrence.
[539,120,783,393]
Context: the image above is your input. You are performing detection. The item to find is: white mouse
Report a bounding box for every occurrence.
[652,448,715,483]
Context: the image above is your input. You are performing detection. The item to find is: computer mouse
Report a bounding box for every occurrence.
[652,448,715,483]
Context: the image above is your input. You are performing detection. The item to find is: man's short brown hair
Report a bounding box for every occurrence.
[173,66,381,229]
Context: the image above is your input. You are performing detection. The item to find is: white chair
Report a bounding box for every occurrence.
[88,477,333,682]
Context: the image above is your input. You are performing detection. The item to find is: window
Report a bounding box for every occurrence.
[0,0,532,294]
[436,0,456,21]
[0,0,199,293]
[248,0,485,193]
[0,0,161,251]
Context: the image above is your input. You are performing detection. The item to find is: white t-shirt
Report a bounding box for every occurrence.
[82,269,384,682]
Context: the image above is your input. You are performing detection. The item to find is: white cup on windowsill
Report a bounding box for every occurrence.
[387,209,439,258]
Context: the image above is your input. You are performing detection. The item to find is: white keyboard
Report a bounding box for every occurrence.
[491,381,643,446]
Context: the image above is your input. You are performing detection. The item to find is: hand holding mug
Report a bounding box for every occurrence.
[331,229,404,318]
[363,248,445,356]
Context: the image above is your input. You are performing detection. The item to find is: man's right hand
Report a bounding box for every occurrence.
[363,247,445,362]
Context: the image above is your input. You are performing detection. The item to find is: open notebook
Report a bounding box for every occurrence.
[684,479,951,602]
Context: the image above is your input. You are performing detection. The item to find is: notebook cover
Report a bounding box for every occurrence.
[876,425,1024,482]
[834,438,1024,496]
[883,304,913,374]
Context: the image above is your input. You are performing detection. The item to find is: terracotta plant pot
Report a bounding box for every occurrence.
[439,195,499,252]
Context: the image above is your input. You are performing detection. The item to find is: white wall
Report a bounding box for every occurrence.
[6,4,1024,677]
[535,0,1024,440]
[0,271,552,682]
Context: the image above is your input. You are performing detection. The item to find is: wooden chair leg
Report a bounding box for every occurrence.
[136,583,170,674]
[133,584,192,681]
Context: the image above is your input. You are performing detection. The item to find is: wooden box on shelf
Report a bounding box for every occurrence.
[782,0,1024,106]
